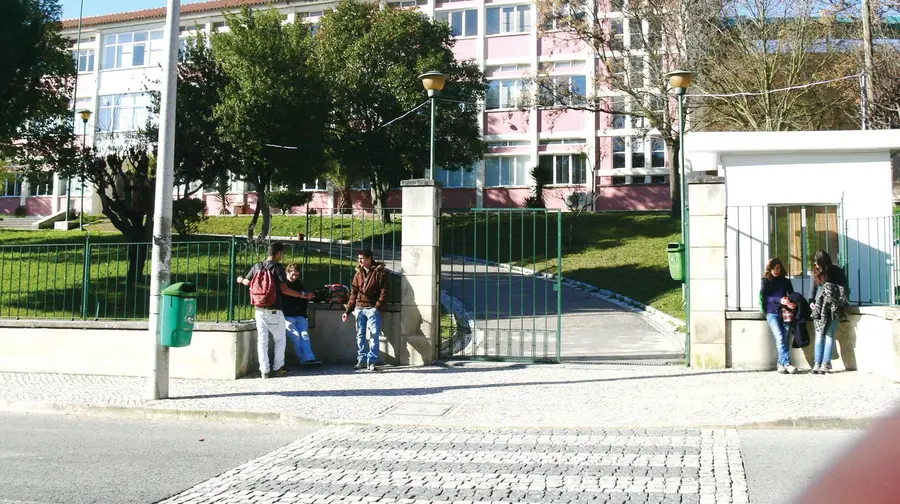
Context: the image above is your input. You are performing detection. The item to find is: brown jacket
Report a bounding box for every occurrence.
[345,262,388,313]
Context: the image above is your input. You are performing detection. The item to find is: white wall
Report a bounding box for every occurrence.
[722,151,894,308]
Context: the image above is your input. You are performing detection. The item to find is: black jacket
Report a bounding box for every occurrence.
[785,292,811,348]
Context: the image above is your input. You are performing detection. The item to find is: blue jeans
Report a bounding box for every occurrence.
[285,315,317,363]
[766,313,791,367]
[815,319,839,366]
[355,307,382,364]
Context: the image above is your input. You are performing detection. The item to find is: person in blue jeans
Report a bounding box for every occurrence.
[283,263,320,367]
[810,250,848,374]
[760,257,797,374]
[342,249,388,371]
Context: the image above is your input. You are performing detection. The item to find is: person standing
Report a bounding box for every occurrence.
[283,263,320,367]
[810,250,849,374]
[236,242,305,379]
[760,257,798,374]
[342,248,388,371]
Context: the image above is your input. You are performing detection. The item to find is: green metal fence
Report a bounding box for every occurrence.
[439,208,563,363]
[0,209,401,321]
[844,215,899,306]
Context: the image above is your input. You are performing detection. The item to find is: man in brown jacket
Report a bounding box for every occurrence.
[342,248,388,370]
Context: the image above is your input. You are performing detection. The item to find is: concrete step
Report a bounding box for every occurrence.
[0,217,43,230]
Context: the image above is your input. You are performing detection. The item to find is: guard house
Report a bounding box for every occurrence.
[683,130,900,376]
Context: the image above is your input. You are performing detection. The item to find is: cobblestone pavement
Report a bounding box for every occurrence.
[160,425,747,504]
[1,363,898,427]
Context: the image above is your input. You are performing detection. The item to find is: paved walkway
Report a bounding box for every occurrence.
[159,425,745,504]
[1,363,898,428]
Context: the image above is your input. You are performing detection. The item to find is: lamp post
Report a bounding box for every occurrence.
[666,69,693,365]
[78,109,92,230]
[418,71,447,180]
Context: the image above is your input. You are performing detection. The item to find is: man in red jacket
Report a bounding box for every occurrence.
[342,248,388,371]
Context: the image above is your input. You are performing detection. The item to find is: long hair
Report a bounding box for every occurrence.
[813,250,833,285]
[764,257,786,280]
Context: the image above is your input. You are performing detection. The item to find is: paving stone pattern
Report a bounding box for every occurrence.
[160,425,748,504]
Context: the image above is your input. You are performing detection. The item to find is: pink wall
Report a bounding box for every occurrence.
[538,33,588,57]
[539,109,589,133]
[452,38,477,61]
[485,111,530,135]
[442,188,477,209]
[25,197,52,216]
[0,198,20,215]
[596,184,670,211]
[483,188,531,208]
[486,35,531,59]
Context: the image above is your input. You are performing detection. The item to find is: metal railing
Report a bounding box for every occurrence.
[0,208,401,321]
[844,215,899,305]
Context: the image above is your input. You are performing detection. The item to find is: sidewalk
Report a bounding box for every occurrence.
[2,363,898,428]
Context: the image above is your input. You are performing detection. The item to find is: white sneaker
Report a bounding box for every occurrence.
[785,364,798,375]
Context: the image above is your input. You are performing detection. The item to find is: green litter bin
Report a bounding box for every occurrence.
[160,282,198,347]
[667,242,685,282]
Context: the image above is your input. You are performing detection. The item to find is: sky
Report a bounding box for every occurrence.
[60,0,208,20]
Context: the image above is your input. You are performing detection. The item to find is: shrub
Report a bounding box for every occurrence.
[267,189,313,215]
[173,198,208,236]
[14,205,26,218]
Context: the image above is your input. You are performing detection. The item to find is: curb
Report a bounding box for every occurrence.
[0,399,874,431]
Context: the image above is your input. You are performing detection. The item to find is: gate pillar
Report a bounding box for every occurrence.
[400,179,442,365]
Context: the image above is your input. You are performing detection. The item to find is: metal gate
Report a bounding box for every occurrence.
[438,208,562,362]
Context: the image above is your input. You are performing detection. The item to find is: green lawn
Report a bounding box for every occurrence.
[0,211,684,321]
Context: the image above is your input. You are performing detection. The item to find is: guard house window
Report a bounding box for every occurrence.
[486,79,523,110]
[434,164,477,188]
[74,49,95,73]
[540,154,586,185]
[486,5,531,35]
[436,9,478,37]
[102,29,164,70]
[485,156,530,187]
[768,205,840,278]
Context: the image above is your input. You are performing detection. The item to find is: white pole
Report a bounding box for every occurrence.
[147,0,180,400]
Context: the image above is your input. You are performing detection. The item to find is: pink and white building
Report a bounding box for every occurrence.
[23,0,671,217]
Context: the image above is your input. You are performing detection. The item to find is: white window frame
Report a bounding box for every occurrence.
[101,29,165,70]
[97,93,151,133]
[300,180,327,192]
[485,155,531,187]
[610,135,667,174]
[74,49,95,73]
[486,79,524,110]
[546,74,587,106]
[436,9,478,37]
[1,174,22,198]
[486,4,531,36]
[541,153,587,186]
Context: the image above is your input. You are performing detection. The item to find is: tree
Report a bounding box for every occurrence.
[213,7,330,239]
[533,0,711,217]
[316,0,487,219]
[267,188,313,215]
[0,0,77,179]
[143,31,236,199]
[690,0,860,132]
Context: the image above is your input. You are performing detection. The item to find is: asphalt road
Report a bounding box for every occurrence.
[0,412,319,504]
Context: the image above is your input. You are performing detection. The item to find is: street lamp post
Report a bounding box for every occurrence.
[78,110,92,230]
[666,69,694,365]
[418,71,447,180]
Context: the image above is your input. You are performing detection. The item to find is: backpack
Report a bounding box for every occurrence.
[249,263,277,307]
[314,284,350,304]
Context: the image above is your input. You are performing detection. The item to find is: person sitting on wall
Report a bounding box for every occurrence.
[283,263,321,367]
[759,257,798,375]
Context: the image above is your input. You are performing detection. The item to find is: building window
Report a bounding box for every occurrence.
[486,79,523,110]
[74,49,95,73]
[486,5,531,35]
[487,140,530,148]
[436,9,478,37]
[631,136,645,168]
[485,156,530,187]
[545,75,586,106]
[611,19,624,50]
[768,205,839,278]
[97,93,151,133]
[539,138,585,145]
[611,135,666,172]
[102,29,164,70]
[30,178,53,196]
[300,180,327,191]
[651,137,665,168]
[1,174,22,197]
[650,175,667,184]
[611,176,628,186]
[540,154,586,185]
[629,19,644,48]
[612,137,626,168]
[434,164,477,188]
[387,0,426,7]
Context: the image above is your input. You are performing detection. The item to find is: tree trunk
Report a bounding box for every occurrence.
[247,204,261,241]
[126,239,149,287]
[667,138,682,220]
[371,184,392,224]
[337,186,352,214]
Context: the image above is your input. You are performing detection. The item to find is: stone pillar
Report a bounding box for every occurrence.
[400,179,442,365]
[688,176,727,368]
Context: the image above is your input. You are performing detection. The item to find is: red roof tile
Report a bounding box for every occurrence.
[61,0,274,29]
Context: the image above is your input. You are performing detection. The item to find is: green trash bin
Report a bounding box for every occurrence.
[667,242,685,282]
[160,282,198,347]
